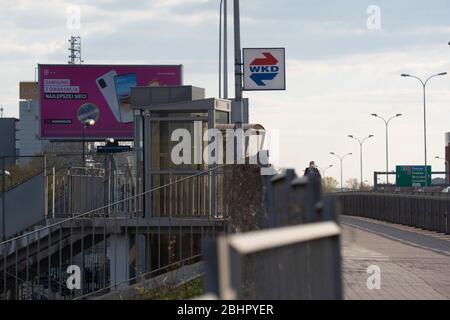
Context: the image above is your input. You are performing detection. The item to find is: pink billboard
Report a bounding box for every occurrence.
[39,64,183,139]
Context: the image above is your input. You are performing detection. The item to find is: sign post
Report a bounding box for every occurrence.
[243,48,286,91]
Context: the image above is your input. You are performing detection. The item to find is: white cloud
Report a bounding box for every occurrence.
[2,0,450,183]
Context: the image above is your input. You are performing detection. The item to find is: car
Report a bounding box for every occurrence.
[441,186,450,193]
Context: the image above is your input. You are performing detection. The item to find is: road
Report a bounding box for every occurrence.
[341,215,450,300]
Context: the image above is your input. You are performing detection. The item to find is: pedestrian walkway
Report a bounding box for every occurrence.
[341,215,450,300]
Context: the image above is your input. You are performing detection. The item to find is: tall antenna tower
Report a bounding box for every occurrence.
[68,36,83,64]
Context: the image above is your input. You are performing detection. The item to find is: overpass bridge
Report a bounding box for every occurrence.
[336,192,450,300]
[0,166,227,300]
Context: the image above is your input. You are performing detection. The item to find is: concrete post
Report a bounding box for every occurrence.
[109,234,129,289]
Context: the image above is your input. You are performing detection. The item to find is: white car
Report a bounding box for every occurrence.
[441,187,450,193]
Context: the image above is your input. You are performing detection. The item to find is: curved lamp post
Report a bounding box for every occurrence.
[318,164,334,178]
[371,113,402,184]
[348,135,374,190]
[330,152,352,191]
[401,72,447,187]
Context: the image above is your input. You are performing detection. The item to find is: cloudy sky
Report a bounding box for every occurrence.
[2,0,450,184]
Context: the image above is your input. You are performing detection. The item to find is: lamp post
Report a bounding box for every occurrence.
[330,152,352,191]
[371,113,402,184]
[82,119,96,173]
[401,72,447,187]
[348,135,374,190]
[318,165,334,178]
[219,0,228,99]
[435,156,449,184]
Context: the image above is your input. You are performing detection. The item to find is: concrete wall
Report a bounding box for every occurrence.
[0,172,45,239]
[17,100,43,158]
[0,118,18,166]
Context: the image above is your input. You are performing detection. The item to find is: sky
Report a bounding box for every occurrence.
[1,0,450,185]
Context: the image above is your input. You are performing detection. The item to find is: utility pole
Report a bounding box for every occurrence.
[330,152,352,191]
[219,0,222,99]
[224,0,228,99]
[401,72,447,187]
[348,135,374,190]
[371,113,402,185]
[233,0,243,124]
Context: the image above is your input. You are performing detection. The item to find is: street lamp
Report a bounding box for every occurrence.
[401,72,447,187]
[318,164,334,177]
[435,156,449,184]
[82,118,96,172]
[330,152,352,191]
[348,134,374,190]
[371,113,402,184]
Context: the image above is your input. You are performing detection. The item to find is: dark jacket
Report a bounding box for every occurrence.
[304,167,321,179]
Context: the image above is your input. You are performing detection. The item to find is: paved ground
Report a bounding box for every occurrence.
[341,215,450,300]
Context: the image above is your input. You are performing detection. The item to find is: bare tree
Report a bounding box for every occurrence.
[224,164,267,233]
[322,176,339,193]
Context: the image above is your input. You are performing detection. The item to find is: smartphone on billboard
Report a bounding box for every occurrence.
[114,73,137,123]
[96,70,121,123]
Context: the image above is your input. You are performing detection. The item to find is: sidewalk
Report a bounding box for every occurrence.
[341,215,450,300]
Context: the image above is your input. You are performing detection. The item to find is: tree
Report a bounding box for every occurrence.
[322,176,339,193]
[346,178,359,190]
[345,178,372,191]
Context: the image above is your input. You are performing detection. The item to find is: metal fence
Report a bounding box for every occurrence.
[204,221,342,300]
[202,170,343,300]
[46,167,227,220]
[0,166,228,300]
[335,192,450,234]
[1,156,46,240]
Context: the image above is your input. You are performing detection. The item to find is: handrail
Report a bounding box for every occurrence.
[75,254,203,300]
[0,164,229,246]
[227,221,340,254]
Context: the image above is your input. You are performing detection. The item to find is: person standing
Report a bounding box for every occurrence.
[304,161,322,179]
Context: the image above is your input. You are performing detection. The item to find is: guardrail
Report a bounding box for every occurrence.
[335,192,450,234]
[0,166,228,300]
[202,170,343,300]
[204,221,342,300]
[46,168,227,219]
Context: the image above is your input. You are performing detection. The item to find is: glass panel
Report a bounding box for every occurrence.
[150,120,208,171]
[215,111,230,124]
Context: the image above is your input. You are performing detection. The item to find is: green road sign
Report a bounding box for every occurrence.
[396,165,432,187]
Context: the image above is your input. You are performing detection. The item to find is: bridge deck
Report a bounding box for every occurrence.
[341,215,450,300]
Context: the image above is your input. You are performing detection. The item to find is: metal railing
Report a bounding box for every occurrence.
[0,165,229,300]
[202,169,343,300]
[46,167,228,220]
[335,192,450,234]
[204,221,342,300]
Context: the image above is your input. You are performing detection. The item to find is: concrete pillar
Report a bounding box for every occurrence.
[135,234,147,281]
[109,234,129,289]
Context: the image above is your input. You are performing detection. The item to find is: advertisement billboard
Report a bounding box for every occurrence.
[39,64,183,140]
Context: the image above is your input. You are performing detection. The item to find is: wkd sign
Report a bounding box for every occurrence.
[243,48,286,91]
